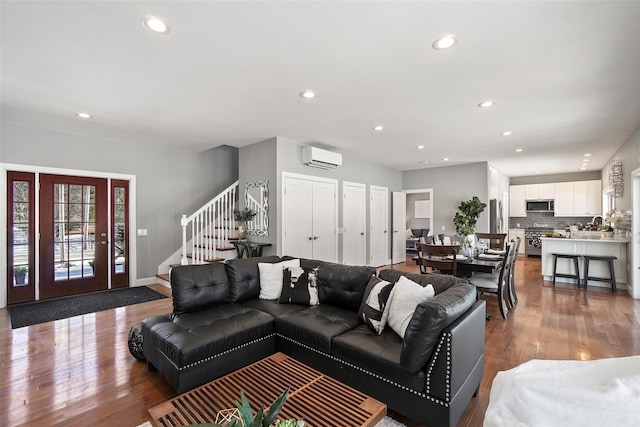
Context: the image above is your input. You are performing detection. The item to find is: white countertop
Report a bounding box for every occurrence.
[540,237,629,243]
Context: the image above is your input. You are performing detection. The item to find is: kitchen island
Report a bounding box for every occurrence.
[541,237,629,290]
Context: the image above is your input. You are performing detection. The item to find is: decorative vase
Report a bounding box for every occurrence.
[237,224,248,240]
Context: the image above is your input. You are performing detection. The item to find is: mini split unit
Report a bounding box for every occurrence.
[301,146,343,170]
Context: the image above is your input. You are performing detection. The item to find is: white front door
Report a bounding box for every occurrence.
[342,182,366,265]
[391,191,406,264]
[369,186,389,267]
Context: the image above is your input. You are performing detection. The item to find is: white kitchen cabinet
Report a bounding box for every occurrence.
[509,185,527,217]
[509,229,525,255]
[554,182,575,216]
[574,180,602,216]
[524,183,555,200]
[554,180,602,217]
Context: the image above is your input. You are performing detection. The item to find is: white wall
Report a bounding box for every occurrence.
[403,162,490,236]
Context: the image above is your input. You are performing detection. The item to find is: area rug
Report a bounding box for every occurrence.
[8,287,167,329]
[137,416,405,427]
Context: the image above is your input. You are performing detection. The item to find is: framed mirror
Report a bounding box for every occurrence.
[245,180,269,236]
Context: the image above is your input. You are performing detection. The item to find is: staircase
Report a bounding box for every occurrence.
[156,181,240,283]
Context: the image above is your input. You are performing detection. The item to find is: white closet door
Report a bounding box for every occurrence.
[283,177,314,259]
[342,182,366,265]
[311,180,337,262]
[370,186,389,267]
[391,191,406,264]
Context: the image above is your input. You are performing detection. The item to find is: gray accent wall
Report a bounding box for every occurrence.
[1,122,238,279]
[403,162,490,235]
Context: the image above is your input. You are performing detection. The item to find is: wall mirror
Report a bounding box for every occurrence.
[245,179,269,236]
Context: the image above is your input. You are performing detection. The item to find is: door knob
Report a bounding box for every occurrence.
[100,233,107,237]
[100,241,108,245]
[313,236,319,240]
[360,232,365,236]
[308,236,313,240]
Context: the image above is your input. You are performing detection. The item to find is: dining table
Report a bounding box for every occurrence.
[412,254,503,278]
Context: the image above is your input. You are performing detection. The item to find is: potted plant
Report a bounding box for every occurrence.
[14,265,27,285]
[234,207,257,240]
[453,196,487,256]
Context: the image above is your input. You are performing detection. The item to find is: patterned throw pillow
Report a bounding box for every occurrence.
[278,266,319,305]
[128,322,145,361]
[358,276,395,334]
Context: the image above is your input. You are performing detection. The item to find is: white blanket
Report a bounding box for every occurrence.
[484,356,640,427]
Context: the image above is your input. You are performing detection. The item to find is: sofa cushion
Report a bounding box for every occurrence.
[378,268,466,295]
[316,262,376,311]
[358,276,394,334]
[225,256,282,303]
[387,276,435,338]
[401,282,477,373]
[332,324,426,392]
[276,305,360,353]
[241,299,308,318]
[279,267,319,305]
[145,304,274,369]
[171,263,231,315]
[258,259,300,300]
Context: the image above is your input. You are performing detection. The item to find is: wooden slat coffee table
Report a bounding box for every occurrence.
[149,352,386,427]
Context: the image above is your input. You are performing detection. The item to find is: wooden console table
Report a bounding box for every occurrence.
[149,353,386,427]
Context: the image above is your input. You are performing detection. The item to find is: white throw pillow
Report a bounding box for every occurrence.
[258,259,300,300]
[387,275,435,338]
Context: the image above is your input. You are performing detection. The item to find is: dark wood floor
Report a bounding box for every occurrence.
[1,257,639,427]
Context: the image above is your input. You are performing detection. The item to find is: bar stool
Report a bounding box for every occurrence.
[583,255,617,291]
[552,253,581,286]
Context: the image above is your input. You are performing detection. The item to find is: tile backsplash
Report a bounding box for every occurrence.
[508,212,594,230]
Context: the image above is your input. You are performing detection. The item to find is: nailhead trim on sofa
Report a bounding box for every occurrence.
[277,333,449,407]
[425,332,452,402]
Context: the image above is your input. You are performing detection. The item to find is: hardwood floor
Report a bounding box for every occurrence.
[1,258,639,427]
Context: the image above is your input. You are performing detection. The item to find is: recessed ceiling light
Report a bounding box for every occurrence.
[442,157,449,161]
[535,171,541,174]
[419,161,429,164]
[500,131,512,136]
[583,158,591,162]
[416,145,424,149]
[478,100,495,108]
[300,90,316,99]
[584,153,592,157]
[76,112,91,119]
[432,34,458,50]
[581,164,588,167]
[580,167,587,170]
[515,148,523,152]
[142,16,171,34]
[373,125,384,131]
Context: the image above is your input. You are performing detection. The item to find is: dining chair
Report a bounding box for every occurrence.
[437,233,446,245]
[416,243,459,276]
[506,237,521,309]
[470,242,516,320]
[475,232,507,250]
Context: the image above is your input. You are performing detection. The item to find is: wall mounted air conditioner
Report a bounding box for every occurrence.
[301,146,343,170]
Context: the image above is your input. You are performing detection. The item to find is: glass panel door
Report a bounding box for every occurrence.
[7,172,36,304]
[111,180,129,288]
[39,174,108,299]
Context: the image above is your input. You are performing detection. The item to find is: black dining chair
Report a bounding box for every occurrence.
[475,232,507,250]
[470,242,516,320]
[506,237,521,309]
[417,243,459,276]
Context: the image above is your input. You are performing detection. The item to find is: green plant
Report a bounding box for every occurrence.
[452,196,487,237]
[189,389,293,427]
[234,207,257,223]
[601,224,614,232]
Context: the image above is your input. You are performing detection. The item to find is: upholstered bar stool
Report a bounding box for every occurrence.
[583,255,617,291]
[552,253,581,286]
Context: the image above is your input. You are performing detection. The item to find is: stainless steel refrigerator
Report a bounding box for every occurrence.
[489,199,504,233]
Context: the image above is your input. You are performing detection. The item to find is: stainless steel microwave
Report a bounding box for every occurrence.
[526,200,554,212]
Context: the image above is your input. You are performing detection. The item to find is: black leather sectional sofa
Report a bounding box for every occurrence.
[141,256,485,427]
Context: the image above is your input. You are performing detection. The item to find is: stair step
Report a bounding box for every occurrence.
[194,244,237,251]
[156,273,170,282]
[186,254,225,263]
[203,235,240,241]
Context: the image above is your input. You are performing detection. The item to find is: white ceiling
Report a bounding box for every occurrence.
[2,1,640,177]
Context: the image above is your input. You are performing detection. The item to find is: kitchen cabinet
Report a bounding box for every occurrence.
[509,185,527,217]
[525,183,555,200]
[554,180,601,217]
[509,229,525,255]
